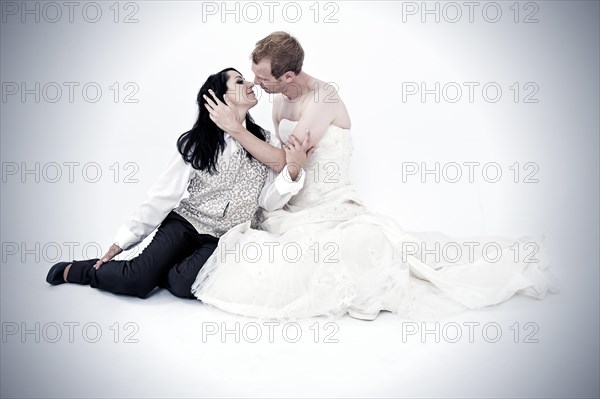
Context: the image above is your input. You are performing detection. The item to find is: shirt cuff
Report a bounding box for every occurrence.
[112,225,142,252]
[274,164,305,195]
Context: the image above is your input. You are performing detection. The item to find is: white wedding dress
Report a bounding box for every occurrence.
[191,119,558,320]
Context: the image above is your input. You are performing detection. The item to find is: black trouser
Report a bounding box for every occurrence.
[67,211,218,299]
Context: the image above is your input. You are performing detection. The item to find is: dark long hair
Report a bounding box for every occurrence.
[177,67,266,174]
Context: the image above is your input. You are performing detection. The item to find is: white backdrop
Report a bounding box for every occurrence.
[1,1,599,398]
[3,1,598,239]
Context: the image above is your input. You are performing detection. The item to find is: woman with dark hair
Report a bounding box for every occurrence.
[45,67,307,299]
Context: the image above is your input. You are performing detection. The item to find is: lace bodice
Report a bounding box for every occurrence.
[278,119,355,207]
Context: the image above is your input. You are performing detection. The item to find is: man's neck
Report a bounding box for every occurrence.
[282,72,313,101]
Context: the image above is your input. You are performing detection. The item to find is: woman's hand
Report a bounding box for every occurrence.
[94,243,123,270]
[283,130,313,181]
[203,89,243,134]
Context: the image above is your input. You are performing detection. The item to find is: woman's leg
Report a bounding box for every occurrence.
[162,236,219,299]
[66,211,203,298]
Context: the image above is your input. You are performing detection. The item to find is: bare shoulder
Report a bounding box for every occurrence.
[313,78,343,102]
[305,78,351,128]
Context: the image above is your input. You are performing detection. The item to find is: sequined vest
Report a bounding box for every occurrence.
[173,140,269,238]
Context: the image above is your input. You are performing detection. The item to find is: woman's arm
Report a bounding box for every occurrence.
[228,124,286,173]
[94,146,192,269]
[114,147,192,249]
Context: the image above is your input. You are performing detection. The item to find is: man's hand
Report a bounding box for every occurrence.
[94,243,123,270]
[203,89,243,134]
[283,130,313,181]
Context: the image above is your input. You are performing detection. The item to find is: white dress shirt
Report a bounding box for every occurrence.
[113,127,305,251]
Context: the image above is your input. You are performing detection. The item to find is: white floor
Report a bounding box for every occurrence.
[1,253,598,399]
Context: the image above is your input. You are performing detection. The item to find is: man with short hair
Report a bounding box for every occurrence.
[206,31,351,172]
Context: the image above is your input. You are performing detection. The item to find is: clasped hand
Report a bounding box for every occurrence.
[283,131,313,179]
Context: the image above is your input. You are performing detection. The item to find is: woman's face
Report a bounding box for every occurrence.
[224,71,257,108]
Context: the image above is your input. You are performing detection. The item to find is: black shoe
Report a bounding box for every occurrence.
[46,261,72,285]
[47,258,102,286]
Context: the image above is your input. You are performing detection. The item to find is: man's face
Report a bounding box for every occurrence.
[251,59,285,94]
